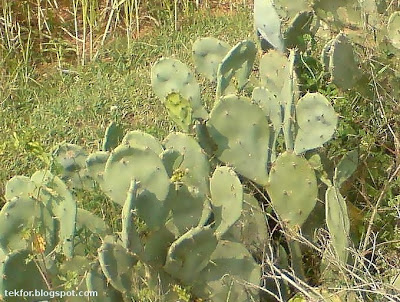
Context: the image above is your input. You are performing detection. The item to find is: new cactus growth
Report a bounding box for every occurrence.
[151,57,208,119]
[164,92,193,132]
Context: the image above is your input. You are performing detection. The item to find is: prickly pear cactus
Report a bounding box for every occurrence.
[103,144,170,228]
[52,142,92,189]
[216,40,257,98]
[207,95,271,185]
[102,121,123,151]
[328,33,360,90]
[210,166,243,238]
[267,151,318,229]
[0,250,48,302]
[325,185,350,263]
[387,11,400,49]
[294,92,338,154]
[164,92,193,132]
[151,57,208,119]
[192,37,231,81]
[254,0,284,51]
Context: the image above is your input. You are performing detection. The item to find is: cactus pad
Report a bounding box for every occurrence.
[0,249,48,301]
[102,121,123,151]
[274,0,311,19]
[52,142,92,189]
[387,12,400,49]
[5,176,36,201]
[151,57,207,119]
[121,130,164,155]
[207,95,270,186]
[329,33,360,90]
[210,166,243,238]
[259,50,290,99]
[294,92,338,154]
[164,92,193,132]
[31,170,77,258]
[192,240,260,302]
[0,196,55,253]
[86,261,123,302]
[334,150,358,188]
[98,242,138,296]
[267,151,318,229]
[86,151,109,188]
[164,132,210,197]
[103,145,170,228]
[164,226,218,284]
[216,40,257,97]
[325,186,350,263]
[254,0,284,51]
[192,37,231,81]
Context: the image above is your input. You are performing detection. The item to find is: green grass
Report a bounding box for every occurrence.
[0,7,253,201]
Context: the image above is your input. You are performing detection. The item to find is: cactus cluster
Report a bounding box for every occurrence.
[0,0,375,300]
[0,126,266,301]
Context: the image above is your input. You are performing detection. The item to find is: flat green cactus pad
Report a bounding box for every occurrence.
[267,151,318,229]
[388,11,400,49]
[216,40,257,97]
[207,95,270,186]
[210,166,243,238]
[0,250,48,302]
[325,186,350,263]
[121,130,164,154]
[164,226,218,284]
[294,92,338,154]
[151,57,207,119]
[192,240,261,302]
[254,0,284,51]
[192,37,231,81]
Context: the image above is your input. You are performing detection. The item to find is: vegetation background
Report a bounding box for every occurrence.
[0,0,254,198]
